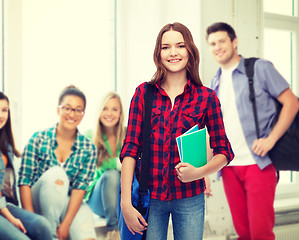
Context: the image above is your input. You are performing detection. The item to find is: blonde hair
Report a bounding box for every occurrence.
[93,92,125,167]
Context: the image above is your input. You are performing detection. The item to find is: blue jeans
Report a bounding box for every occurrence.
[146,193,205,240]
[32,166,96,240]
[0,203,52,240]
[87,169,120,231]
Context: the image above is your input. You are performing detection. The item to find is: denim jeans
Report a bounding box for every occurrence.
[87,169,120,231]
[32,166,96,240]
[0,203,52,240]
[146,193,205,240]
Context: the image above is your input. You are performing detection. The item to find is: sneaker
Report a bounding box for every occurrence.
[105,230,120,240]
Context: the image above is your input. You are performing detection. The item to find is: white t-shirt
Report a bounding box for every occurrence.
[219,65,256,166]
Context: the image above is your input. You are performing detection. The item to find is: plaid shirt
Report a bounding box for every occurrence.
[18,125,97,192]
[120,81,234,201]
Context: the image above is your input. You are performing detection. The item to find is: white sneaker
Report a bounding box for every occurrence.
[105,230,120,240]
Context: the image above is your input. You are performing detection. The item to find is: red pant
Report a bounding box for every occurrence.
[222,164,277,240]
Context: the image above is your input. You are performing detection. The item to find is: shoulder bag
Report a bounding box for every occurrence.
[245,57,299,171]
[117,83,155,240]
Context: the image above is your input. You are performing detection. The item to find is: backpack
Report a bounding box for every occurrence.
[245,57,299,171]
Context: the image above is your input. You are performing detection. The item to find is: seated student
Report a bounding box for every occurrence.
[18,85,97,240]
[85,92,125,240]
[0,91,52,240]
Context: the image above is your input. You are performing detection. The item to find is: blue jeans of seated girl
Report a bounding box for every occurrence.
[146,193,205,240]
[87,169,120,231]
[32,166,96,240]
[0,203,52,240]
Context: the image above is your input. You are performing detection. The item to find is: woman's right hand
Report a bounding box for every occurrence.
[121,202,148,235]
[120,157,146,234]
[204,176,213,197]
[10,217,27,233]
[1,207,27,234]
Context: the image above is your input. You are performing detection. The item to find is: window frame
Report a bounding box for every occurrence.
[263,1,299,208]
[0,0,3,92]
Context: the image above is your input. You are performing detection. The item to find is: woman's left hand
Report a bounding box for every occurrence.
[175,162,202,183]
[56,222,70,240]
[10,217,27,233]
[204,176,213,197]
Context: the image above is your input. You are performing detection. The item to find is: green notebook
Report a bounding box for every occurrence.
[176,127,207,168]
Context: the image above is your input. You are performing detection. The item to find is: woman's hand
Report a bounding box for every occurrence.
[10,217,27,233]
[1,207,26,233]
[204,176,213,197]
[120,157,146,235]
[121,202,147,235]
[56,221,71,240]
[175,162,203,182]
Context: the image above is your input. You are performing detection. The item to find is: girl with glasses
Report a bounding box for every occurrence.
[18,85,97,240]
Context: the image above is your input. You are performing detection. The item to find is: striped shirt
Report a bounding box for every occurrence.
[18,125,97,192]
[120,81,234,201]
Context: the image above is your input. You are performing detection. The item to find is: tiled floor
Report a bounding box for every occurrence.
[95,226,109,240]
[94,215,108,240]
[95,216,174,240]
[96,226,174,240]
[95,216,226,240]
[96,226,227,240]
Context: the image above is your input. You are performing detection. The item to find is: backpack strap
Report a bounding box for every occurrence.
[245,58,281,180]
[138,83,155,196]
[245,57,260,138]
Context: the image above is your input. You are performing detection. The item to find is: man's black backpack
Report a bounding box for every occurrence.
[245,57,299,171]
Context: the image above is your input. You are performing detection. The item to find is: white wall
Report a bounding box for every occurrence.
[4,0,23,147]
[5,0,116,147]
[200,0,261,86]
[117,0,201,120]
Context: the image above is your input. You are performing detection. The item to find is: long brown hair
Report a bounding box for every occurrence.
[0,92,20,157]
[93,92,125,167]
[150,22,202,86]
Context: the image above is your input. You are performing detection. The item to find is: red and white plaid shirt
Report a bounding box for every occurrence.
[120,81,234,201]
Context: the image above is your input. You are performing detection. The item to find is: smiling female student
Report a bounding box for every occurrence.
[85,92,126,240]
[0,91,52,240]
[120,22,234,240]
[18,86,97,240]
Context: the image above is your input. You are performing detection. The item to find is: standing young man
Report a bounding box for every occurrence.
[206,22,299,240]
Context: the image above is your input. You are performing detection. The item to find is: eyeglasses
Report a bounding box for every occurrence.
[58,105,85,116]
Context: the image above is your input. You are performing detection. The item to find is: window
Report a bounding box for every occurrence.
[263,0,299,205]
[263,29,295,89]
[264,0,298,17]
